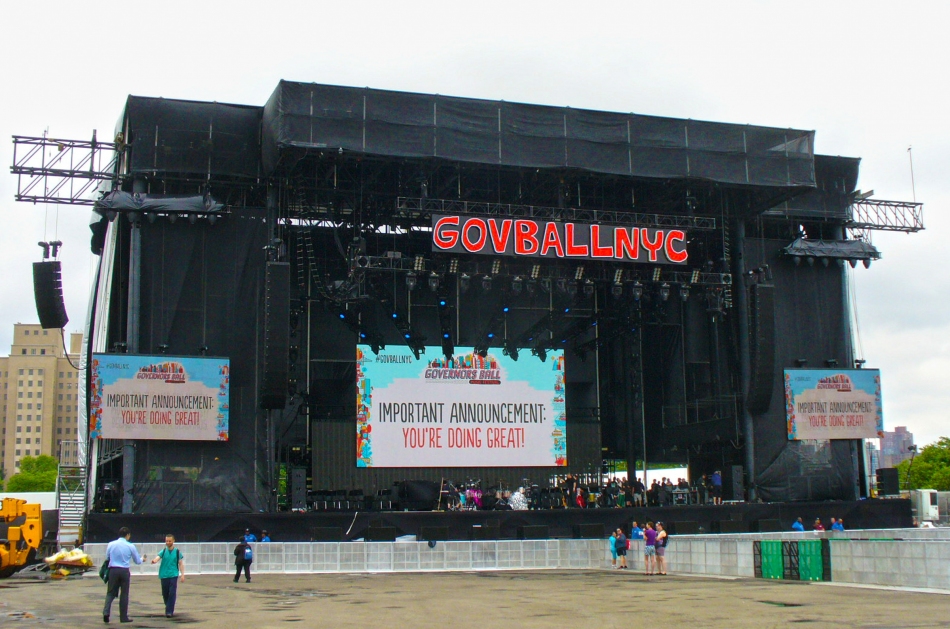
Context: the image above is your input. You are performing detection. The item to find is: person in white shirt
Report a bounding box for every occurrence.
[102,527,146,624]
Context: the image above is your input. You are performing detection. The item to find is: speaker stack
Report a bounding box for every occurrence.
[261,262,290,409]
[33,261,68,329]
[747,283,775,415]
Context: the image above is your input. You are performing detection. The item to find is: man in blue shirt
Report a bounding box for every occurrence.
[260,530,271,542]
[831,518,845,532]
[102,527,146,624]
[243,528,257,543]
[629,521,644,540]
[711,471,723,505]
[792,517,805,532]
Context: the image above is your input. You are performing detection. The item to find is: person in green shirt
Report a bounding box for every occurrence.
[150,534,185,618]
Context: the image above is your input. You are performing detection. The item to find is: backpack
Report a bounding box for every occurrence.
[626,538,631,550]
[659,533,669,548]
[99,558,110,583]
[244,545,253,560]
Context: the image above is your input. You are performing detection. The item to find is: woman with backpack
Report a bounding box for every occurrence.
[655,522,669,575]
[234,537,252,583]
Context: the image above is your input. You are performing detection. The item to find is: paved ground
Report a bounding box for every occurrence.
[1,570,947,628]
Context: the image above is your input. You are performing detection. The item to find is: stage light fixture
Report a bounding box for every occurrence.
[167,213,176,224]
[848,259,857,268]
[854,359,866,369]
[659,282,670,301]
[825,359,839,367]
[691,269,700,284]
[511,276,523,294]
[613,269,624,284]
[564,307,571,313]
[492,259,502,275]
[652,267,662,281]
[556,278,567,294]
[406,272,418,291]
[189,214,197,225]
[504,340,519,361]
[611,282,623,298]
[794,256,802,266]
[807,256,815,266]
[439,298,448,307]
[567,281,578,297]
[540,278,552,292]
[574,266,585,280]
[583,279,595,296]
[459,273,471,292]
[414,255,426,271]
[428,272,440,291]
[795,358,808,367]
[158,344,169,354]
[863,258,872,269]
[198,345,209,356]
[526,278,537,294]
[502,306,510,313]
[631,281,643,301]
[392,312,399,319]
[449,258,459,273]
[531,264,541,279]
[487,332,495,339]
[679,285,690,302]
[481,275,492,292]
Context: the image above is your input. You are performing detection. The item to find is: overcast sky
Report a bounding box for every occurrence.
[2,1,947,446]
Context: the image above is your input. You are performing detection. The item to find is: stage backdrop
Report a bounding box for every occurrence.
[785,369,883,440]
[356,345,566,467]
[89,354,230,440]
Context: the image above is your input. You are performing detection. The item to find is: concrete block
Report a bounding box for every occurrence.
[312,542,341,572]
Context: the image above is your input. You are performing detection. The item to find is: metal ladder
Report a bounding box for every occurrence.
[56,440,87,547]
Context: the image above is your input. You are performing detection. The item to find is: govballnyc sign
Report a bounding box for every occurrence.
[431,214,688,264]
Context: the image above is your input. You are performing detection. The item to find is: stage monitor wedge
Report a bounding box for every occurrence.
[33,261,69,329]
[261,261,290,409]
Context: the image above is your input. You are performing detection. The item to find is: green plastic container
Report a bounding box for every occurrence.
[760,540,784,579]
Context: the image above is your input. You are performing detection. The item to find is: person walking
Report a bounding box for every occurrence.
[643,521,657,575]
[150,534,185,618]
[234,538,252,583]
[102,527,147,624]
[655,522,669,575]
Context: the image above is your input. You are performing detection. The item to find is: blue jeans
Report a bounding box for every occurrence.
[160,577,179,615]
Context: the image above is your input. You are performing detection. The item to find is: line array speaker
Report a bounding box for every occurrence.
[877,467,900,495]
[261,262,290,409]
[747,283,775,415]
[291,467,307,510]
[729,464,745,501]
[33,261,69,329]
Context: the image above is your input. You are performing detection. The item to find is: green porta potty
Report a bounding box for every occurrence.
[760,540,784,579]
[798,539,824,581]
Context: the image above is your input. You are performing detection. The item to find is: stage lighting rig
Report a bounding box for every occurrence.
[583,279,595,297]
[459,273,471,292]
[630,281,644,301]
[658,283,671,302]
[428,272,440,291]
[679,284,690,302]
[511,276,523,294]
[406,272,418,290]
[481,275,492,292]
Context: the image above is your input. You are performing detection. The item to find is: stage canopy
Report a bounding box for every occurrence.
[262,80,816,189]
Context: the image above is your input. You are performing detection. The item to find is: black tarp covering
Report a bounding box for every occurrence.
[129,208,269,512]
[95,191,225,215]
[782,238,881,261]
[84,499,911,543]
[744,238,856,501]
[123,96,262,179]
[764,155,860,220]
[262,81,816,188]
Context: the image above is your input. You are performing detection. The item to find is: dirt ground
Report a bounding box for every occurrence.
[0,570,946,628]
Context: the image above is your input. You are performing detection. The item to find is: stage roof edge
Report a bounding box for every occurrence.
[261,80,816,189]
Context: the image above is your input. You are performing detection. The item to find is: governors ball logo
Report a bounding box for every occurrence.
[424,352,502,385]
[816,374,853,392]
[135,361,187,384]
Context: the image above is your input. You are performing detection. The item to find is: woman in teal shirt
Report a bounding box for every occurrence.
[150,534,185,618]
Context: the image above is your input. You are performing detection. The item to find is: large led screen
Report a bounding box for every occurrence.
[785,369,883,440]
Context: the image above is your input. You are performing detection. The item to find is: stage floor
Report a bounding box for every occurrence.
[85,499,911,543]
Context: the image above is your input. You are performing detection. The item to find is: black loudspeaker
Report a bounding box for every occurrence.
[291,468,307,510]
[877,468,900,496]
[747,283,775,415]
[311,527,343,542]
[365,526,398,542]
[471,525,499,540]
[670,521,700,535]
[755,519,783,532]
[730,465,745,501]
[572,523,604,539]
[261,262,290,409]
[419,526,450,541]
[715,520,748,534]
[518,525,549,540]
[33,261,69,329]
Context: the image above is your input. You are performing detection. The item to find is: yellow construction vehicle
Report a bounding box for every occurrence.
[0,498,42,578]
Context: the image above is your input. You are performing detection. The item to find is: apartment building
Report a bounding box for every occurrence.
[0,323,82,479]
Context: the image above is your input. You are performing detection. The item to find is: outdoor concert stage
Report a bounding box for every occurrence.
[84,499,911,543]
